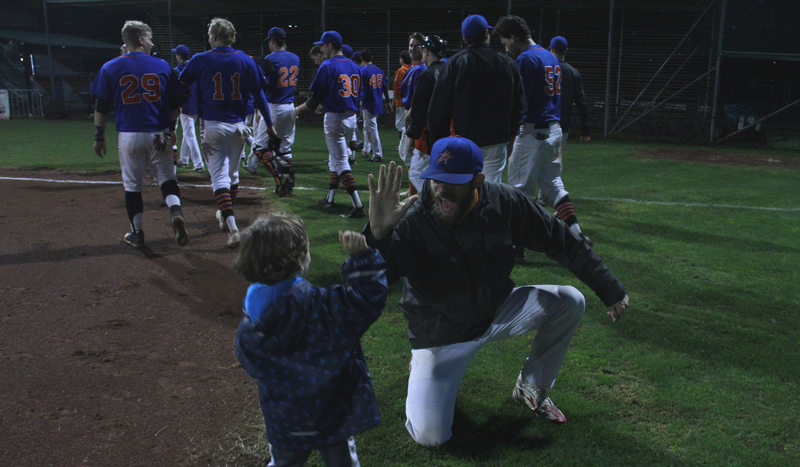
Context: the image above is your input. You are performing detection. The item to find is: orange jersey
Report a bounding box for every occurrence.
[393,64,411,107]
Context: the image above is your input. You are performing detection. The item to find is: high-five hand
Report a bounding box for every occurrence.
[367,161,418,240]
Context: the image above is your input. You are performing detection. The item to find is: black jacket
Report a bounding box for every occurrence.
[559,61,590,136]
[406,59,446,148]
[427,44,525,147]
[365,181,626,349]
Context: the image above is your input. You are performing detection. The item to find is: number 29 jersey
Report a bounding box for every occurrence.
[310,56,360,114]
[517,44,561,125]
[90,51,179,132]
[263,50,300,104]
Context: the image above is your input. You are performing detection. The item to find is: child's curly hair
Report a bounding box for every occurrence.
[233,214,309,284]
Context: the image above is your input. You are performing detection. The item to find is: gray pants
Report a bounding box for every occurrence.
[404,285,585,446]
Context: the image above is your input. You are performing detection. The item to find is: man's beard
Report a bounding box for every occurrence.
[431,185,473,226]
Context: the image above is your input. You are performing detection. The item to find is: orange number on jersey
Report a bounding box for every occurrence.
[278,66,299,88]
[369,74,383,89]
[212,72,241,100]
[350,74,360,97]
[338,74,352,97]
[119,75,140,104]
[544,65,562,97]
[120,74,161,104]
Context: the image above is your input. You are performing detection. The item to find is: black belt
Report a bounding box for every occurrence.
[534,123,552,129]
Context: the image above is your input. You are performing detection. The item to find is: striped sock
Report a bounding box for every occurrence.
[340,171,356,194]
[214,188,234,219]
[554,196,578,226]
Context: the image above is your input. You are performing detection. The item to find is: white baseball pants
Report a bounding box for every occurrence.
[407,150,430,193]
[480,143,507,184]
[507,122,568,206]
[324,111,357,174]
[118,130,175,192]
[254,103,296,155]
[404,284,585,447]
[202,120,245,191]
[178,113,203,170]
[362,109,382,158]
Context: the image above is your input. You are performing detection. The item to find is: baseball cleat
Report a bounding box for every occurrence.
[340,206,365,218]
[226,230,241,249]
[170,207,189,246]
[215,210,229,232]
[369,155,383,162]
[124,230,145,249]
[512,373,567,424]
[318,197,335,208]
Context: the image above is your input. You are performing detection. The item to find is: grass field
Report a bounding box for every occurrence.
[2,119,799,465]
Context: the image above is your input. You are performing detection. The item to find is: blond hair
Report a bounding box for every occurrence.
[208,17,236,46]
[121,20,151,47]
[233,214,309,284]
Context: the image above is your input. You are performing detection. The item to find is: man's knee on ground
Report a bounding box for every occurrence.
[406,419,451,447]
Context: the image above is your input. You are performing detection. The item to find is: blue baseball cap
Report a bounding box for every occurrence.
[351,50,361,61]
[549,36,568,52]
[267,27,286,40]
[421,136,484,184]
[171,44,190,58]
[461,14,492,38]
[341,44,353,58]
[314,30,343,47]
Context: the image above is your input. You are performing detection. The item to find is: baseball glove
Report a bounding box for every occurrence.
[153,132,171,152]
[267,134,282,152]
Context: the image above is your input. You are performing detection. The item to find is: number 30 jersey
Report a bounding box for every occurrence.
[178,46,270,124]
[90,51,179,132]
[262,49,300,104]
[310,55,360,114]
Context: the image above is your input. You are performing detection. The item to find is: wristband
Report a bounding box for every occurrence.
[94,125,105,142]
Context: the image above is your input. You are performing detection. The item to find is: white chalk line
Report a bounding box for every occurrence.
[2,175,799,212]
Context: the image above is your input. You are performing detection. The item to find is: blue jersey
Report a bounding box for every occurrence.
[90,52,179,132]
[401,63,426,110]
[310,55,360,114]
[517,44,561,125]
[178,46,270,125]
[174,62,198,115]
[360,63,385,115]
[264,50,300,104]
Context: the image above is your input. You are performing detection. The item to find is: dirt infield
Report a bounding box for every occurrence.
[640,148,800,169]
[0,169,272,465]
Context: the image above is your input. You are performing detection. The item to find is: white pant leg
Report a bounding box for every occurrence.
[269,102,297,156]
[395,106,404,132]
[536,123,567,206]
[408,151,430,193]
[480,143,507,184]
[481,285,585,390]
[560,130,569,156]
[118,131,154,192]
[364,109,381,157]
[362,108,372,154]
[179,113,203,169]
[508,123,566,203]
[203,121,245,192]
[405,340,482,446]
[324,112,355,174]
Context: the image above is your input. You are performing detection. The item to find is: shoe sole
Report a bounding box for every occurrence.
[171,215,189,246]
[512,383,568,424]
[124,234,144,249]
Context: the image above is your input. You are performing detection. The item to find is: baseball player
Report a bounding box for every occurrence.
[427,14,525,185]
[399,33,427,168]
[178,17,276,249]
[405,34,447,194]
[496,16,592,246]
[351,51,371,158]
[91,20,189,249]
[249,26,300,196]
[393,50,412,143]
[548,36,591,152]
[359,50,389,163]
[294,31,365,219]
[171,44,204,172]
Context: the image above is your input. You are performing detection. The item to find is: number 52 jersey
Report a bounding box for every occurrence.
[90,51,181,132]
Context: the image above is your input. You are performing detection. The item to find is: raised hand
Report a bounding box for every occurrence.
[367,161,418,240]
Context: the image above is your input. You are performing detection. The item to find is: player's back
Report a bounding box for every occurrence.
[265,50,300,104]
[518,45,561,124]
[312,56,360,113]
[361,64,385,114]
[180,46,264,123]
[91,52,175,132]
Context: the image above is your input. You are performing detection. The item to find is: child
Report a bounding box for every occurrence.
[234,214,388,466]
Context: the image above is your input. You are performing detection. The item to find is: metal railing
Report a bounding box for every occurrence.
[5,88,45,118]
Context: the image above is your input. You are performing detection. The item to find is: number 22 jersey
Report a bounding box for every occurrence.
[263,50,300,104]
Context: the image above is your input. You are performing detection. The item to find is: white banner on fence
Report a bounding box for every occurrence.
[0,90,9,120]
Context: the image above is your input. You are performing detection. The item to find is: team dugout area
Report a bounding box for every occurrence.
[1,0,798,146]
